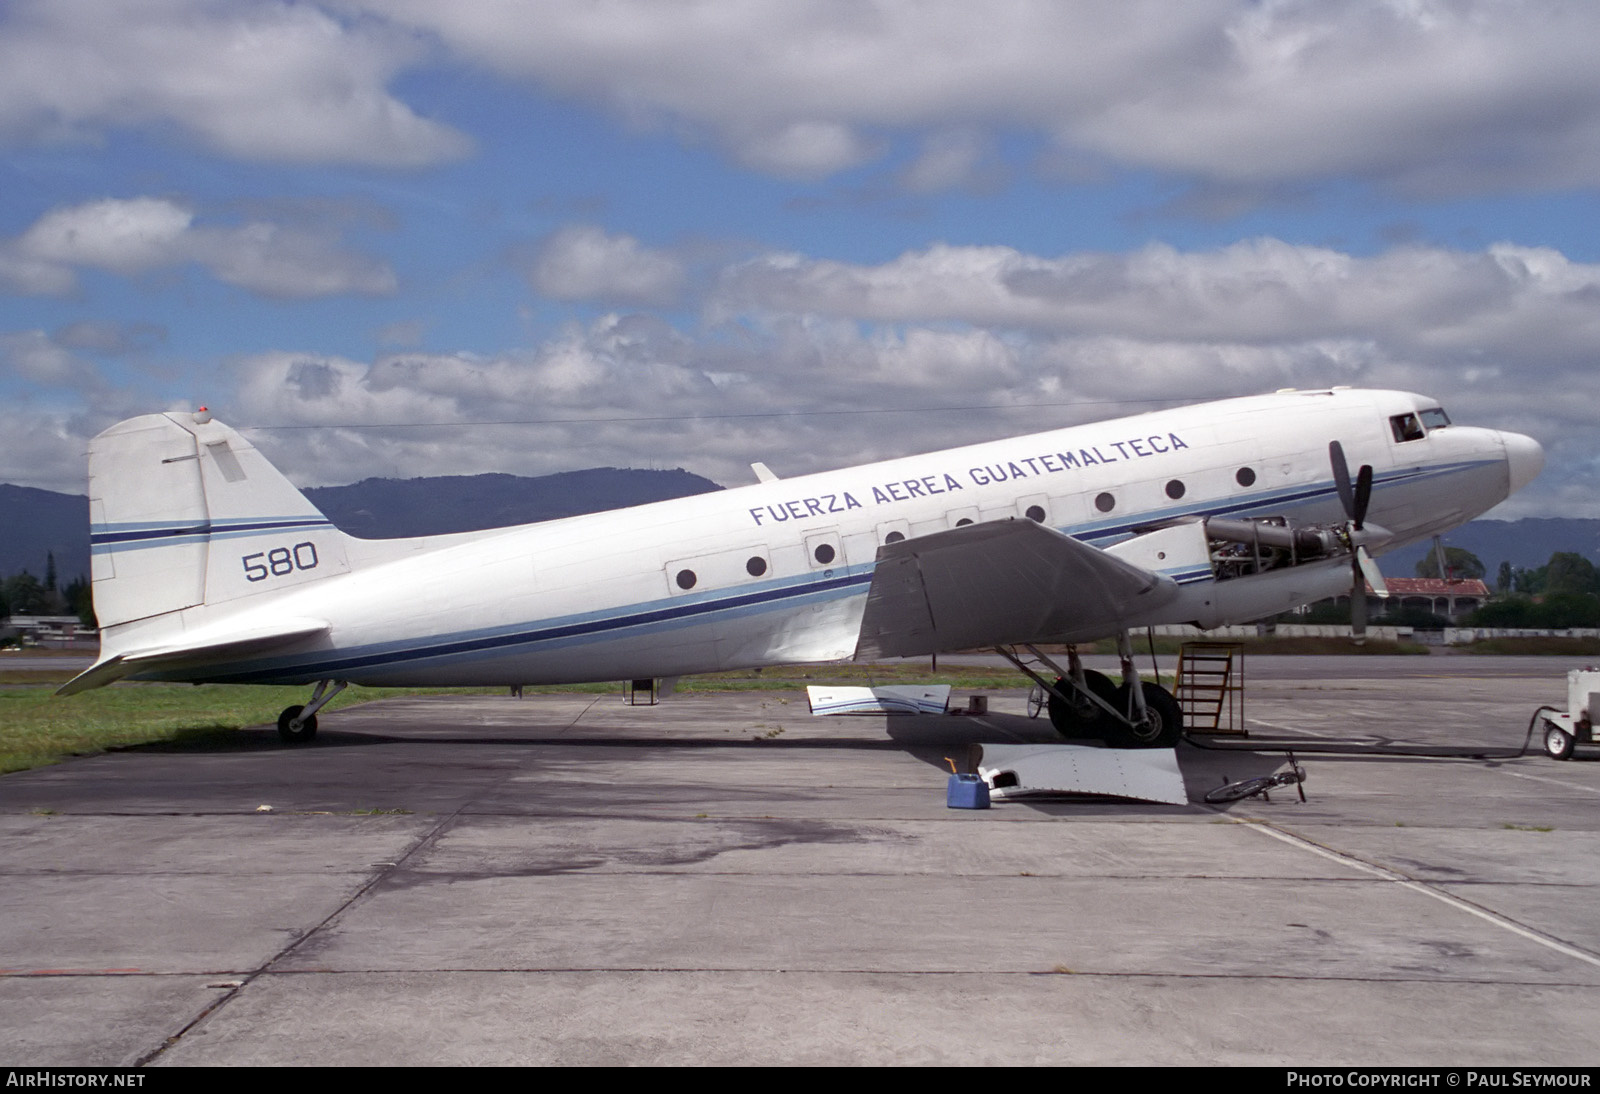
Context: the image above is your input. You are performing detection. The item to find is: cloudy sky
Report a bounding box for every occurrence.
[2,0,1597,517]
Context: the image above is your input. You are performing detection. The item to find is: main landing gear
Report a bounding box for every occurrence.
[1002,636,1182,749]
[277,679,347,743]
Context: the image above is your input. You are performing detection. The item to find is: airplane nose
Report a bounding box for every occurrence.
[1500,430,1544,494]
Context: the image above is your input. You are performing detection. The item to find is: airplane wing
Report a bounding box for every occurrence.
[56,617,329,696]
[854,520,1181,659]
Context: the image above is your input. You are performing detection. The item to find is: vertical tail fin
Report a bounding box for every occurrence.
[89,411,349,629]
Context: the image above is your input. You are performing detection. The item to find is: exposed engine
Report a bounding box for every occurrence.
[1203,516,1356,582]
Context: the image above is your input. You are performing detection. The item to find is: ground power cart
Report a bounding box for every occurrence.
[1539,668,1600,760]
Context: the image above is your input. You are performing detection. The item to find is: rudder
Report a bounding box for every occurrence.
[89,410,349,628]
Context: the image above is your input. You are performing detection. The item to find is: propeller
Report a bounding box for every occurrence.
[1329,441,1389,642]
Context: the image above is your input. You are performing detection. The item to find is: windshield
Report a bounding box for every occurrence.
[1392,407,1451,442]
[1390,413,1424,443]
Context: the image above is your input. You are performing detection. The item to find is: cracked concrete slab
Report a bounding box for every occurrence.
[3,658,1599,1066]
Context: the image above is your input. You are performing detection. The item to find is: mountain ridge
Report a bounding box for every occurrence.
[0,468,724,580]
[2,474,1593,587]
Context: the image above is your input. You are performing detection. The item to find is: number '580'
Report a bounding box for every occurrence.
[242,542,319,582]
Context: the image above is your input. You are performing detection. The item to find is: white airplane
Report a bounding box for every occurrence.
[58,387,1542,748]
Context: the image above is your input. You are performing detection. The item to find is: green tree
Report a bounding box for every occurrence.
[1496,560,1513,593]
[1543,552,1600,598]
[1470,597,1537,627]
[63,577,96,628]
[1535,593,1600,628]
[1416,547,1486,581]
[1514,565,1544,595]
[3,572,47,615]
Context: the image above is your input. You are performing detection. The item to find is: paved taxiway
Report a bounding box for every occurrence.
[2,657,1599,1066]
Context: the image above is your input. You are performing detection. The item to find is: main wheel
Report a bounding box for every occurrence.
[1544,721,1575,761]
[1046,671,1118,738]
[1105,681,1182,749]
[277,704,318,744]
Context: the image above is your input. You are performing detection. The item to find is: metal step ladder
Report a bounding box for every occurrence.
[1177,642,1245,736]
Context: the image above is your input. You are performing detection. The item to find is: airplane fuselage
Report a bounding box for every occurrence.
[89,387,1541,689]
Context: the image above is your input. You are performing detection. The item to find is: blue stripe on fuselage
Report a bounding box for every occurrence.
[130,458,1495,683]
[185,566,876,683]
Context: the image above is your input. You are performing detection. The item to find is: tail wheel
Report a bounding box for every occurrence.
[1046,670,1118,738]
[1105,682,1182,749]
[277,705,318,744]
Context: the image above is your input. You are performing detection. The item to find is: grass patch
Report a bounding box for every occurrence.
[0,683,380,774]
[2,664,1021,775]
[14,645,1394,776]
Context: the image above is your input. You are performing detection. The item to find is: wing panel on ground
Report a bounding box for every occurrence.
[854,519,1179,659]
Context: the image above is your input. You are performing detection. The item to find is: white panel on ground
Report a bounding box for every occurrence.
[978,743,1187,805]
[806,685,951,716]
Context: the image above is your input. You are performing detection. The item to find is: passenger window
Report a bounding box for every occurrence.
[804,531,843,570]
[1390,413,1425,443]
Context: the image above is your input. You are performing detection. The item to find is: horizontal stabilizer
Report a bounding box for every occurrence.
[56,617,329,696]
[854,519,1179,659]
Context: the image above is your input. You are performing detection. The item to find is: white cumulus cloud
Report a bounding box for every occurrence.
[361,0,1600,193]
[713,238,1600,359]
[528,226,687,307]
[1,197,397,298]
[0,329,101,388]
[0,0,470,166]
[11,230,1599,518]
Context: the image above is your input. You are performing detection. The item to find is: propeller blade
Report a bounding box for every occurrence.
[1357,545,1387,598]
[1350,557,1368,644]
[1352,464,1373,530]
[1329,441,1355,521]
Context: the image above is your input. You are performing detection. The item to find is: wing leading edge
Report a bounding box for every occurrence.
[854,519,1182,659]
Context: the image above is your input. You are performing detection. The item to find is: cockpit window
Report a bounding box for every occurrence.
[1390,413,1425,443]
[1420,407,1451,430]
